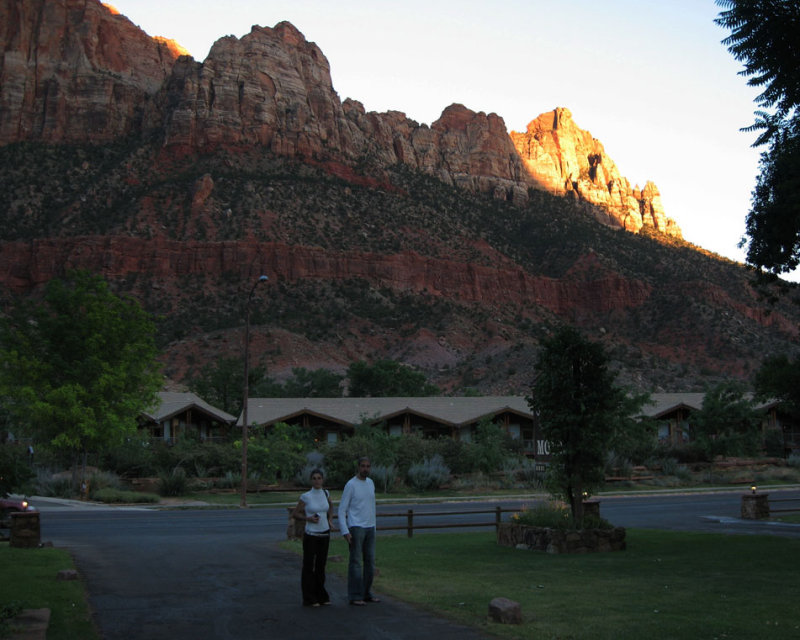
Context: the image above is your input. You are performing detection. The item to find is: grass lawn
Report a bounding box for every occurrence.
[0,543,99,639]
[285,529,800,639]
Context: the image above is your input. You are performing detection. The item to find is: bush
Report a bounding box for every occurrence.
[788,453,800,469]
[407,454,450,492]
[0,444,34,495]
[511,501,613,530]
[158,467,188,496]
[246,423,313,484]
[517,457,544,487]
[87,470,123,497]
[101,437,156,477]
[604,451,634,477]
[294,451,326,487]
[322,436,386,487]
[370,463,398,493]
[33,469,73,498]
[215,471,241,489]
[512,501,571,528]
[763,429,785,457]
[92,488,159,504]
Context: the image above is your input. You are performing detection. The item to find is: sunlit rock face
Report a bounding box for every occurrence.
[0,0,183,144]
[0,0,680,238]
[510,108,682,238]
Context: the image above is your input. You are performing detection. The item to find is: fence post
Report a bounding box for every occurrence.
[407,509,414,538]
[495,506,502,532]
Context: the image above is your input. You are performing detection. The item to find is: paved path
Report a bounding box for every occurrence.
[36,500,492,640]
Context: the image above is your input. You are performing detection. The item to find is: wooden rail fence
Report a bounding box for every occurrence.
[288,506,517,539]
[769,496,800,514]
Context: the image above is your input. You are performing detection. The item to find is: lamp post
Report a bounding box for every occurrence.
[241,275,268,508]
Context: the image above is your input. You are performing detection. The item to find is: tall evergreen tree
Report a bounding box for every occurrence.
[528,326,637,524]
[715,0,800,274]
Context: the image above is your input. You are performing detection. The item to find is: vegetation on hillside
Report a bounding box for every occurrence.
[1,139,798,394]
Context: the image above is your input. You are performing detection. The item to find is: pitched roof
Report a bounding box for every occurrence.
[640,392,778,419]
[640,393,706,419]
[239,396,532,428]
[143,391,237,424]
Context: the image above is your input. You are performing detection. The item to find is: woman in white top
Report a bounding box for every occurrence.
[291,469,334,606]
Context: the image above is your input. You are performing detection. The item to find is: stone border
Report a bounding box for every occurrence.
[497,523,626,554]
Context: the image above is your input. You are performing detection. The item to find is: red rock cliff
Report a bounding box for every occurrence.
[0,0,680,237]
[0,0,183,143]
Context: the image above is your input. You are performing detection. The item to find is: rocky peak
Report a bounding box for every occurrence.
[0,0,680,238]
[510,108,681,237]
[0,0,183,144]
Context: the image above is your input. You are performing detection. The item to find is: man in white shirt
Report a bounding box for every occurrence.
[338,456,379,606]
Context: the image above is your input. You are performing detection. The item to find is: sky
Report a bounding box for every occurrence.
[108,0,780,277]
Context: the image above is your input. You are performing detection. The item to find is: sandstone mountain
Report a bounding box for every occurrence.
[0,0,797,394]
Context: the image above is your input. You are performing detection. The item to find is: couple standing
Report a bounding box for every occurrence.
[293,457,380,607]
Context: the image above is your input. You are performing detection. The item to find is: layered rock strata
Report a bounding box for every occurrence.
[0,0,680,237]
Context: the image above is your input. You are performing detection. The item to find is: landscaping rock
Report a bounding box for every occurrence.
[57,569,78,581]
[488,597,522,624]
[8,608,50,640]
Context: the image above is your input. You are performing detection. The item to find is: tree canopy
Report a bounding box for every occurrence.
[754,353,800,418]
[347,359,439,397]
[528,326,640,523]
[692,381,761,460]
[715,0,800,274]
[0,271,162,469]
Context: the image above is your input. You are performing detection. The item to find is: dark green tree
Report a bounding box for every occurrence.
[189,357,270,415]
[0,271,162,486]
[715,0,800,274]
[754,353,800,418]
[528,326,638,524]
[347,359,439,397]
[280,367,344,397]
[692,381,761,460]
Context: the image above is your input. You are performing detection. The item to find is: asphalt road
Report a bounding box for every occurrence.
[33,487,800,639]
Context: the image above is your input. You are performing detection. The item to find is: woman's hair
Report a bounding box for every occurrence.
[310,468,324,479]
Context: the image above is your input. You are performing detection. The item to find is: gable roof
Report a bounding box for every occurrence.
[640,393,706,419]
[239,396,532,428]
[640,392,779,419]
[143,391,236,425]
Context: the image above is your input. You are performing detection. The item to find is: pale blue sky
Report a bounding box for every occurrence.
[109,1,770,275]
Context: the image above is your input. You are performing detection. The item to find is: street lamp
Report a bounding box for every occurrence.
[241,275,268,508]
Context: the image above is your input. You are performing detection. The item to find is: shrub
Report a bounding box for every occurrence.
[33,469,73,498]
[92,488,159,504]
[87,470,123,497]
[511,501,613,530]
[407,454,450,492]
[517,457,544,487]
[101,437,156,477]
[763,429,785,458]
[787,453,800,469]
[604,451,634,477]
[246,423,313,484]
[158,467,188,496]
[322,436,386,487]
[370,463,398,493]
[512,501,571,528]
[0,444,34,495]
[215,471,241,489]
[294,451,327,487]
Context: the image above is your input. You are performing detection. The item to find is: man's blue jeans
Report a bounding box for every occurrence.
[347,526,375,602]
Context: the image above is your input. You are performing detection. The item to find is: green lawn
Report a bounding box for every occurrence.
[0,543,99,639]
[285,529,800,639]
[4,525,798,639]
